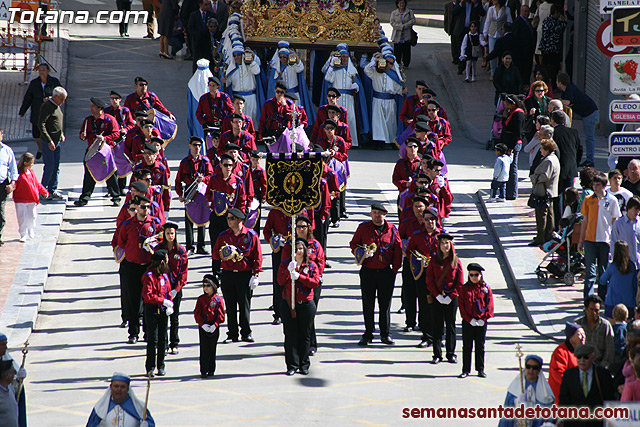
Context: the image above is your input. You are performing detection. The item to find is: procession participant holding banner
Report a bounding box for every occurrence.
[283,93,308,128]
[264,208,295,325]
[257,82,294,140]
[75,97,121,207]
[310,88,347,145]
[0,333,27,427]
[277,238,321,376]
[206,153,248,275]
[196,76,234,131]
[211,208,262,343]
[248,150,266,234]
[118,195,163,345]
[105,91,137,196]
[219,113,256,162]
[221,96,256,138]
[350,203,402,346]
[266,48,315,124]
[125,115,161,165]
[176,136,214,256]
[86,373,155,427]
[407,207,441,348]
[133,140,171,218]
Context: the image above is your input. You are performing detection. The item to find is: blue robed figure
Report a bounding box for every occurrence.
[87,373,155,427]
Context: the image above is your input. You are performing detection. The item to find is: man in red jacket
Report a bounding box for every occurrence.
[350,203,402,346]
[257,82,293,140]
[392,141,421,194]
[218,113,257,161]
[124,76,175,121]
[196,76,234,130]
[425,158,453,219]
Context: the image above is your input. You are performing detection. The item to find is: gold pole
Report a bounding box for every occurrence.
[16,340,29,404]
[142,372,151,421]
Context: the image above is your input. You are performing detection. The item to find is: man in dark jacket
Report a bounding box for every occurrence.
[444,0,458,63]
[485,23,519,65]
[558,344,616,427]
[180,0,200,60]
[452,0,486,74]
[551,109,581,225]
[511,5,536,88]
[188,0,216,72]
[18,64,61,160]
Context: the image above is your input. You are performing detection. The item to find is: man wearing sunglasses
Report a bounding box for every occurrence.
[196,76,234,132]
[124,77,176,122]
[424,100,452,149]
[399,80,430,127]
[310,87,348,144]
[425,157,453,220]
[124,114,160,165]
[258,82,294,141]
[558,344,616,422]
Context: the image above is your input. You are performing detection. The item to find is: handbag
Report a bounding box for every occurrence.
[472,45,482,58]
[410,29,418,47]
[527,193,550,209]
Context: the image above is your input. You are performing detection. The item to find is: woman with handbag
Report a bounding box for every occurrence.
[528,138,560,246]
[523,80,552,142]
[390,0,417,68]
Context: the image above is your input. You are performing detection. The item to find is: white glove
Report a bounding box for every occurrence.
[163,299,174,308]
[287,260,296,272]
[201,324,210,332]
[17,368,26,380]
[208,324,218,333]
[166,306,174,316]
[164,211,169,220]
[140,421,149,427]
[170,289,177,299]
[351,82,359,92]
[365,249,374,258]
[470,318,478,326]
[278,237,286,247]
[436,294,446,304]
[249,275,259,290]
[290,270,300,280]
[436,175,445,187]
[476,319,485,327]
[442,296,452,305]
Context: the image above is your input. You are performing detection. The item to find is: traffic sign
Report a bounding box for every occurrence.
[612,7,640,45]
[596,20,634,57]
[611,54,640,94]
[609,132,640,154]
[610,100,640,122]
[601,0,640,14]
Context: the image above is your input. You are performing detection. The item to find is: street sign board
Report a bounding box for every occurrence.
[601,0,640,14]
[0,0,9,20]
[596,20,634,56]
[610,100,640,122]
[609,132,640,154]
[610,54,640,94]
[612,7,640,45]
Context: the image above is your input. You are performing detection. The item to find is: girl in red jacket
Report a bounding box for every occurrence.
[458,262,494,379]
[194,274,226,378]
[14,153,48,242]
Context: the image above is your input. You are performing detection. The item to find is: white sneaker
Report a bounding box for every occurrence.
[29,231,35,239]
[19,236,27,242]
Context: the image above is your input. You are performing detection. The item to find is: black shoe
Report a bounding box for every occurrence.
[478,370,487,378]
[286,369,296,376]
[147,370,155,378]
[331,220,340,228]
[579,161,594,167]
[170,347,179,355]
[201,372,208,378]
[325,262,332,269]
[381,336,395,345]
[403,326,414,332]
[447,354,458,364]
[112,199,121,207]
[358,337,372,346]
[242,334,255,343]
[224,337,239,343]
[299,368,309,375]
[196,247,210,255]
[143,34,154,38]
[187,248,195,256]
[309,348,316,356]
[74,199,88,207]
[272,317,281,325]
[417,339,431,348]
[157,368,166,376]
[36,151,42,160]
[268,305,274,311]
[341,213,349,219]
[459,372,469,378]
[127,336,138,344]
[431,357,443,364]
[119,321,127,328]
[528,240,542,247]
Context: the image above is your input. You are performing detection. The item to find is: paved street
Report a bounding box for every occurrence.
[5,14,562,427]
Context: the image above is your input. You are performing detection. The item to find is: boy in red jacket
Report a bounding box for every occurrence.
[194,275,226,378]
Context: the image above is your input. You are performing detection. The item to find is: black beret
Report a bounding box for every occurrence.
[437,232,453,240]
[227,208,245,219]
[202,274,219,287]
[90,97,107,109]
[220,153,235,163]
[151,249,168,261]
[134,76,148,84]
[415,114,429,123]
[412,196,428,205]
[326,104,341,113]
[250,150,260,158]
[416,80,429,88]
[208,76,221,86]
[163,222,179,230]
[134,168,151,178]
[284,92,298,101]
[423,207,438,219]
[429,159,444,168]
[143,141,158,153]
[405,137,420,147]
[323,119,337,128]
[415,122,431,132]
[190,136,204,144]
[134,195,151,203]
[370,203,388,213]
[131,181,148,193]
[427,99,441,109]
[327,87,341,97]
[225,143,241,151]
[424,88,437,97]
[467,262,485,272]
[297,215,312,225]
[232,95,246,102]
[231,113,243,120]
[134,110,149,118]
[294,237,308,248]
[110,90,122,99]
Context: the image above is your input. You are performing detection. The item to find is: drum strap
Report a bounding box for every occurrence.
[207,93,224,121]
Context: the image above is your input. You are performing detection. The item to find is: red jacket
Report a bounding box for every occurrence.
[79,112,120,149]
[282,238,325,274]
[429,177,453,219]
[316,135,348,163]
[277,260,321,303]
[221,112,255,137]
[399,94,421,126]
[118,215,162,264]
[458,281,494,323]
[124,91,172,117]
[175,154,213,197]
[263,209,293,250]
[218,130,256,162]
[335,121,352,150]
[350,220,402,272]
[322,163,340,195]
[194,293,226,327]
[425,252,463,298]
[427,117,452,148]
[314,178,331,220]
[250,165,267,202]
[211,226,263,274]
[310,104,348,143]
[13,170,47,203]
[142,268,172,306]
[392,157,421,192]
[406,229,440,263]
[214,161,255,202]
[196,91,234,125]
[124,127,161,164]
[549,341,578,404]
[104,105,136,134]
[257,97,293,139]
[133,160,171,210]
[159,243,188,292]
[205,172,248,213]
[112,205,135,249]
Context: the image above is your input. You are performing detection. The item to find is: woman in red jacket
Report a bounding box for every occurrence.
[458,263,494,378]
[194,274,226,378]
[425,233,463,364]
[13,152,48,242]
[158,222,188,355]
[142,249,173,377]
[277,238,321,376]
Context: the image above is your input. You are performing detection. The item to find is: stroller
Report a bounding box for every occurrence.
[486,94,506,150]
[534,213,585,286]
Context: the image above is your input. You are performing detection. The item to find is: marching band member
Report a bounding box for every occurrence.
[196,76,234,131]
[310,87,348,144]
[223,143,255,200]
[425,100,452,150]
[350,203,402,346]
[284,92,308,128]
[223,45,261,125]
[264,208,295,325]
[425,158,453,220]
[105,91,136,195]
[133,140,171,218]
[127,170,166,224]
[176,136,214,255]
[399,80,430,127]
[124,77,175,122]
[392,141,421,195]
[75,97,122,207]
[249,150,266,234]
[326,104,352,150]
[316,119,348,227]
[211,207,262,343]
[258,81,294,140]
[124,114,160,165]
[221,95,256,138]
[194,275,226,378]
[205,127,222,168]
[219,113,257,161]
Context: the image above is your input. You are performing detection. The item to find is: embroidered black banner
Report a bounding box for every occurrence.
[265,152,323,216]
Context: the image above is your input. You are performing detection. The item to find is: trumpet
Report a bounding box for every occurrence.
[361,242,377,258]
[412,250,431,268]
[219,244,244,262]
[143,232,164,254]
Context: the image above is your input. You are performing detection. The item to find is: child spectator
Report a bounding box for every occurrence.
[193,274,225,379]
[608,169,633,214]
[13,152,48,242]
[459,21,486,83]
[613,304,629,357]
[490,143,511,202]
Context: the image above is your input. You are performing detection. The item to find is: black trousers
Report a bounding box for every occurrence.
[209,212,229,274]
[314,213,329,254]
[185,211,206,251]
[169,289,182,348]
[116,0,131,35]
[394,41,412,67]
[461,320,487,373]
[339,190,346,215]
[431,296,458,359]
[310,281,322,351]
[221,269,253,339]
[79,161,120,202]
[0,179,9,240]
[280,299,316,372]
[402,258,417,328]
[359,266,396,339]
[144,303,168,372]
[117,177,128,196]
[198,326,220,375]
[271,250,283,320]
[119,262,127,323]
[330,197,340,224]
[450,33,461,63]
[122,260,148,338]
[416,275,432,341]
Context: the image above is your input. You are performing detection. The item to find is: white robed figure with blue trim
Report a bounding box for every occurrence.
[187,59,214,147]
[498,355,555,427]
[86,373,155,427]
[223,42,263,126]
